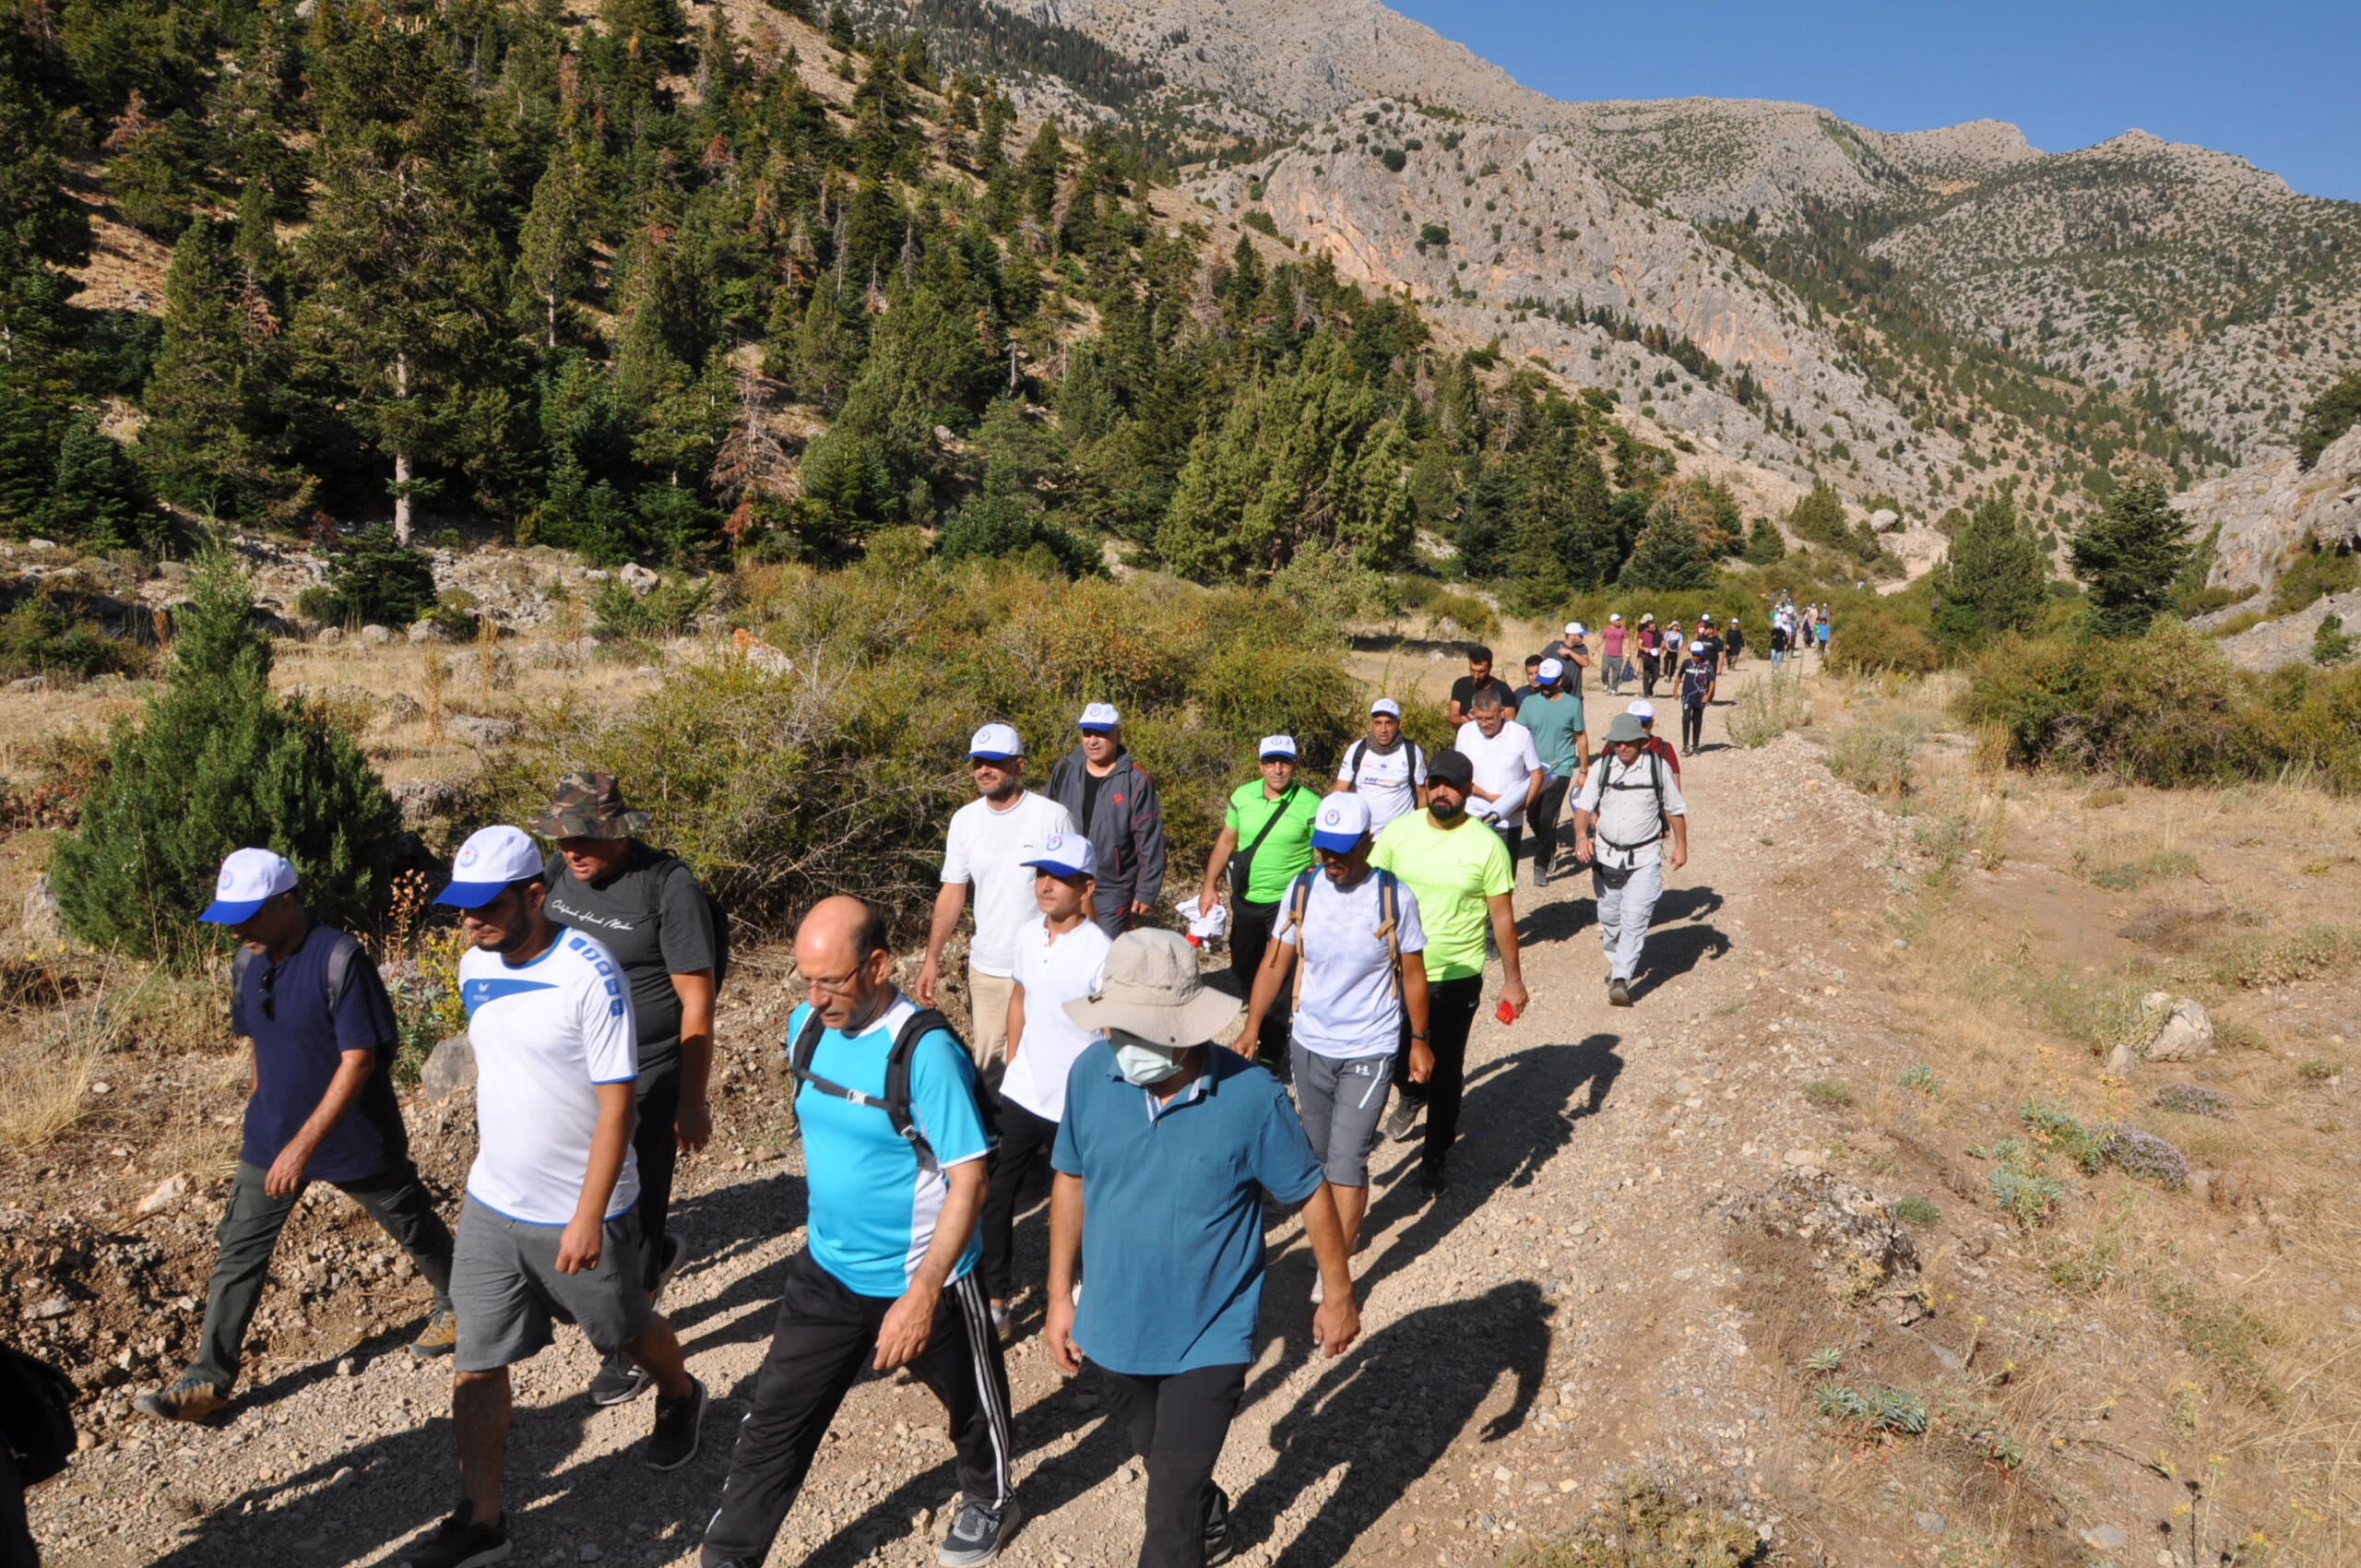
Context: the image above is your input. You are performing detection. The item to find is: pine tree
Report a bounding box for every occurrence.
[145,218,292,519]
[1741,517,1786,564]
[1929,491,2047,647]
[515,149,593,350]
[2070,478,2191,637]
[41,417,158,551]
[52,557,400,968]
[1618,514,1714,591]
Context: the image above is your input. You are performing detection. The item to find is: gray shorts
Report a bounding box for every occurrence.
[452,1194,654,1373]
[1289,1046,1395,1188]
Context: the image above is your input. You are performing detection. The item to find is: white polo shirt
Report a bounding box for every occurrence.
[1000,915,1113,1123]
[1453,718,1544,829]
[941,790,1075,977]
[459,929,639,1225]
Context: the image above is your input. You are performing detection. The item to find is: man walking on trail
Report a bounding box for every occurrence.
[1046,930,1360,1568]
[1373,750,1527,1198]
[1636,613,1662,696]
[705,897,1018,1568]
[922,725,1075,1075]
[406,828,704,1568]
[1598,614,1629,695]
[1445,646,1515,727]
[1454,690,1544,868]
[1234,794,1429,1282]
[136,849,457,1424]
[1677,646,1716,756]
[1626,699,1682,778]
[1196,736,1320,1070]
[1572,716,1691,1009]
[983,833,1111,1344]
[1691,615,1724,678]
[1045,704,1166,938]
[534,770,718,1409]
[1515,658,1588,887]
[1333,697,1426,833]
[1542,623,1592,695]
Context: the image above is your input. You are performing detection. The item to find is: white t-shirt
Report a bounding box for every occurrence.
[941,790,1076,977]
[459,929,639,1225]
[1335,738,1427,831]
[1000,915,1113,1123]
[1278,870,1427,1059]
[1453,719,1544,828]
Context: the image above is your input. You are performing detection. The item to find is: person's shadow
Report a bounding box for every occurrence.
[1653,884,1724,925]
[1228,1281,1552,1565]
[1631,921,1732,1001]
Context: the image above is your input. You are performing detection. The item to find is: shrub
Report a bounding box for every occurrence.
[1899,1063,1936,1094]
[310,528,439,627]
[593,576,713,641]
[50,558,400,967]
[2212,924,2349,989]
[2151,1082,2230,1118]
[0,584,150,681]
[1727,671,1809,747]
[1418,221,1449,247]
[1828,714,1925,795]
[1822,602,1940,676]
[1803,1078,1853,1107]
[1892,1196,1940,1227]
[1521,1475,1769,1568]
[2296,369,2361,469]
[2100,1123,2190,1189]
[2316,612,2355,666]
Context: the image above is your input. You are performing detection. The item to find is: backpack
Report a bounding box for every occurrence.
[1343,739,1422,793]
[0,1340,79,1487]
[785,1004,996,1165]
[231,931,365,1026]
[642,852,732,992]
[1275,868,1404,1014]
[1594,750,1672,881]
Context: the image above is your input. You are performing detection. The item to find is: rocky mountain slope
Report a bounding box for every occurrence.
[969,0,2361,496]
[2177,422,2361,595]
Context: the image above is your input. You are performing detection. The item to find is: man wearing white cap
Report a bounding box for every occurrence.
[982,831,1111,1341]
[922,724,1076,1075]
[1235,793,1429,1273]
[1626,699,1682,778]
[1046,704,1166,938]
[1046,930,1358,1568]
[407,828,704,1568]
[1197,735,1319,1070]
[136,849,457,1424]
[1333,696,1426,833]
[1542,622,1592,696]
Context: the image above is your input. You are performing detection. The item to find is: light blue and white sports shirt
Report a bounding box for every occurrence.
[459,929,639,1225]
[788,994,988,1298]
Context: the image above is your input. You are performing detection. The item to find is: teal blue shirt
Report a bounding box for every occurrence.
[1516,690,1587,777]
[1051,1043,1323,1373]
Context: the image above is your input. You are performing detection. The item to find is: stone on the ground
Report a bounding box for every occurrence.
[2111,993,2213,1073]
[135,1173,186,1218]
[360,624,394,646]
[419,1034,475,1102]
[314,625,344,644]
[407,620,451,645]
[20,873,65,944]
[391,778,463,829]
[446,716,517,746]
[619,563,660,596]
[1869,508,1902,531]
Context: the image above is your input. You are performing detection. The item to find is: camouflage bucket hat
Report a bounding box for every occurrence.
[526,770,652,840]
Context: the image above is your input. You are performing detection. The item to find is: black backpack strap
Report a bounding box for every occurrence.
[884,1007,963,1158]
[1346,739,1366,781]
[322,931,362,1014]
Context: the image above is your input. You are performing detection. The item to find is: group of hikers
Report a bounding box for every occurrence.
[82,627,1722,1568]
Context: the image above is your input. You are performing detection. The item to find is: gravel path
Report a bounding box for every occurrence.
[38,658,1901,1568]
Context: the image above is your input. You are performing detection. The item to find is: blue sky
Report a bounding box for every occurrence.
[1383,0,2361,203]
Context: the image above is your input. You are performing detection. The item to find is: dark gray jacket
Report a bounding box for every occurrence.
[1044,744,1167,934]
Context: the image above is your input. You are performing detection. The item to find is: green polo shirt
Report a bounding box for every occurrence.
[1224,781,1317,904]
[1370,810,1513,981]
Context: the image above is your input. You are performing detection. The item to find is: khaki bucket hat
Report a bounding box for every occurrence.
[1062,929,1242,1048]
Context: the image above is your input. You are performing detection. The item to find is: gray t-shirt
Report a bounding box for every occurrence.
[542,844,718,1075]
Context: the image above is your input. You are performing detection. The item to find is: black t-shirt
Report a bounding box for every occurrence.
[1448,674,1516,716]
[1080,767,1106,837]
[1691,635,1723,674]
[543,843,718,1075]
[232,924,407,1182]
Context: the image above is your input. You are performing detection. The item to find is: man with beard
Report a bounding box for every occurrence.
[1044,704,1167,938]
[920,725,1076,1076]
[1331,697,1426,833]
[1370,751,1527,1199]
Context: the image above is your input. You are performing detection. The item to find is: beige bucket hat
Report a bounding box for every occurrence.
[1062,929,1242,1048]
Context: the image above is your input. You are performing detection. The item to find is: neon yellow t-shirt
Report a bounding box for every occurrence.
[1370,811,1512,980]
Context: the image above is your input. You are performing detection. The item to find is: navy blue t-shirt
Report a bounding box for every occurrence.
[231,925,409,1183]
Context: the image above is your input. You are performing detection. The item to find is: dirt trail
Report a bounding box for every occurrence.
[33,653,1913,1568]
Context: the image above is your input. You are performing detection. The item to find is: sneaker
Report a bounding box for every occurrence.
[989,1302,1014,1346]
[939,1496,1022,1567]
[646,1376,706,1472]
[135,1375,229,1423]
[409,1306,457,1360]
[398,1506,510,1568]
[1418,1170,1449,1202]
[1532,860,1551,888]
[1608,978,1633,1008]
[1204,1502,1235,1567]
[1383,1099,1421,1145]
[588,1349,653,1408]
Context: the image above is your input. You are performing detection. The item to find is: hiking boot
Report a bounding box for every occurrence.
[409,1305,457,1360]
[1204,1491,1236,1567]
[938,1496,1022,1567]
[1418,1170,1449,1202]
[588,1349,653,1408]
[1608,978,1633,1007]
[1532,858,1551,888]
[135,1375,229,1423]
[398,1506,510,1568]
[646,1375,706,1472]
[1383,1099,1421,1145]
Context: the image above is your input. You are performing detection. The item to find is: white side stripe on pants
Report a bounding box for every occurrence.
[950,1271,1014,1508]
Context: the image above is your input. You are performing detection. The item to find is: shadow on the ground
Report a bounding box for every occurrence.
[1631,921,1733,1002]
[1653,883,1724,925]
[1230,1281,1551,1565]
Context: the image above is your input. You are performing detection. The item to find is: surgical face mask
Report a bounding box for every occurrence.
[1110,1029,1186,1087]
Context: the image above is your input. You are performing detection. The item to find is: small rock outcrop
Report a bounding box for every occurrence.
[2106,993,2214,1074]
[1720,1171,1930,1325]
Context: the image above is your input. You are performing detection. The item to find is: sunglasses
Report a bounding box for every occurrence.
[259,961,279,1021]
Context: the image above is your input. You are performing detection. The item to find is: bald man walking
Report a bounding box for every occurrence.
[703,897,1016,1568]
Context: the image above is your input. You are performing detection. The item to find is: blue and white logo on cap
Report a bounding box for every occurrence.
[1257,733,1298,761]
[968,722,1024,761]
[200,847,298,924]
[1022,829,1097,879]
[433,826,546,910]
[1311,792,1371,852]
[1077,702,1120,731]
